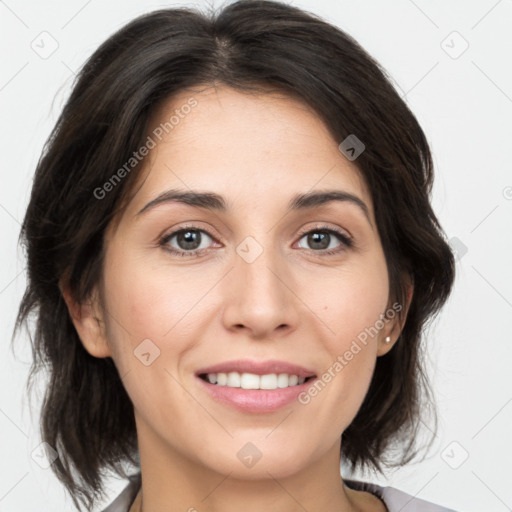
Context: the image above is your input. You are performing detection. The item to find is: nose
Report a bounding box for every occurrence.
[221,241,301,340]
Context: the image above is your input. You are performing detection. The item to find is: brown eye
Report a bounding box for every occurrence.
[160,226,216,256]
[296,227,353,255]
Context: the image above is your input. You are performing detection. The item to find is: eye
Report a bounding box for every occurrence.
[159,225,217,257]
[158,224,353,258]
[296,225,353,255]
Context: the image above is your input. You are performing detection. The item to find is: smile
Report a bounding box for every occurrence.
[199,372,314,389]
[195,359,318,412]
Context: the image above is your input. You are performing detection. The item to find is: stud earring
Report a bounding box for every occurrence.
[384,336,391,343]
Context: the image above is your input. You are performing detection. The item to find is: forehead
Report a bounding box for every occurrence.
[124,85,372,218]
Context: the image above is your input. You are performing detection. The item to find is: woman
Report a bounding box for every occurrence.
[16,1,458,511]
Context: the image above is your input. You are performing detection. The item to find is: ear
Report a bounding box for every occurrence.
[377,275,414,357]
[59,280,112,358]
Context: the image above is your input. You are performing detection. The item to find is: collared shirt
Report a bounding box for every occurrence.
[102,473,459,512]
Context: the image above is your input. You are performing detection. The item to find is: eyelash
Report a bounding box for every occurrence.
[158,223,354,258]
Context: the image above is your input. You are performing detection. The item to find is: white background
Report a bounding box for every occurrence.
[1,0,511,511]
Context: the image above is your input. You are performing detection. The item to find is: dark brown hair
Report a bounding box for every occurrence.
[15,1,455,510]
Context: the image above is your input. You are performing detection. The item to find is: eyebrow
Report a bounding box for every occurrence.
[137,188,372,227]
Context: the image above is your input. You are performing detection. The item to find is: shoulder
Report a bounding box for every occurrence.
[102,473,141,512]
[344,478,460,512]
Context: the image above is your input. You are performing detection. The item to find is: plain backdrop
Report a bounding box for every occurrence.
[1,0,511,511]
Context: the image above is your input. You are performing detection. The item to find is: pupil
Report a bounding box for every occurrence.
[309,232,329,250]
[179,230,200,250]
[176,230,330,251]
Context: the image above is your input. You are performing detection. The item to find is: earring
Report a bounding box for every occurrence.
[384,336,391,344]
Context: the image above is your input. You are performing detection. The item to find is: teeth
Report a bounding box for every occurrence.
[227,372,241,387]
[203,372,309,389]
[260,374,277,389]
[288,375,299,386]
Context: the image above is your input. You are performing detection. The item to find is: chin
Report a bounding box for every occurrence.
[199,443,313,481]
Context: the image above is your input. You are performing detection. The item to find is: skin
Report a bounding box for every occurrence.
[63,85,412,512]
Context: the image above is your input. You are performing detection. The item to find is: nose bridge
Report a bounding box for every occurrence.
[240,238,284,298]
[222,233,299,337]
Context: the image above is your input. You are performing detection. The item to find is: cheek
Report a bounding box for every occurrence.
[300,256,388,426]
[102,248,211,343]
[313,256,389,351]
[100,253,206,425]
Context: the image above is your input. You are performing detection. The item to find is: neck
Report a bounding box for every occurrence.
[132,418,378,512]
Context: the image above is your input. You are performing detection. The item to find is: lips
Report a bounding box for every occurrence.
[195,359,317,379]
[194,359,319,413]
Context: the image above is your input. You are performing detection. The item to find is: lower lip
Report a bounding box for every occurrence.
[196,376,317,413]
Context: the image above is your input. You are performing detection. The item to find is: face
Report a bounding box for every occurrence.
[70,85,405,480]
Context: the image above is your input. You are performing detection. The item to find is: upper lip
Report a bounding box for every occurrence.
[196,359,317,379]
